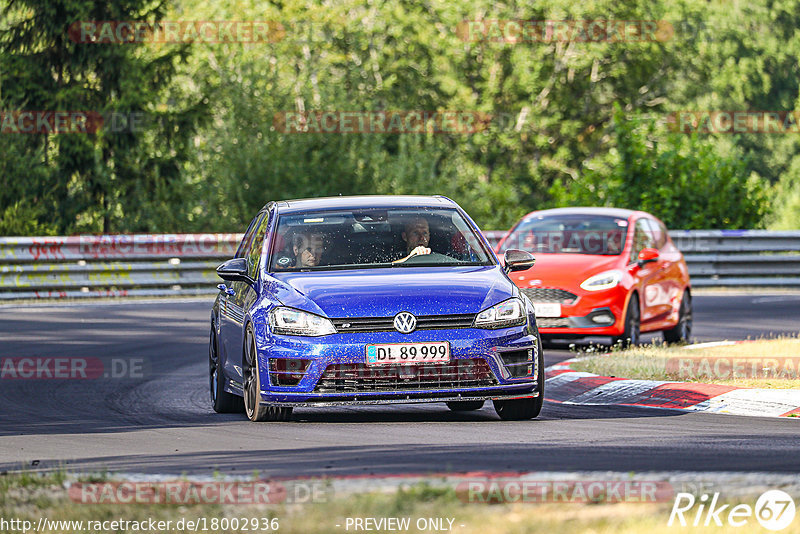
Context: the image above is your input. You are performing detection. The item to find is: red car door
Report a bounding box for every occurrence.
[648,218,686,321]
[630,218,670,324]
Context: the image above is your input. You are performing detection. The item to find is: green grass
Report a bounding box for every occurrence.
[570,337,800,388]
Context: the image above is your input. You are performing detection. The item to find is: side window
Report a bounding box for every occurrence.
[235,212,264,259]
[631,219,655,263]
[246,211,272,278]
[658,221,669,248]
[645,219,667,249]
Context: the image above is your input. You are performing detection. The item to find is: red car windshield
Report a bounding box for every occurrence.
[499,214,629,256]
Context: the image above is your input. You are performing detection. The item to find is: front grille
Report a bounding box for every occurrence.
[331,313,475,333]
[536,317,572,328]
[313,358,498,393]
[521,288,578,304]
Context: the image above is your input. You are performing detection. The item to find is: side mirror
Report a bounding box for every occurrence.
[503,249,536,273]
[216,258,255,286]
[637,248,660,268]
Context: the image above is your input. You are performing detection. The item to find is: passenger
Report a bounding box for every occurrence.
[393,217,432,264]
[293,231,326,268]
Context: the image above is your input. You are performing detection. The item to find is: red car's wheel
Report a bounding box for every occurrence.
[613,293,640,347]
[664,291,692,344]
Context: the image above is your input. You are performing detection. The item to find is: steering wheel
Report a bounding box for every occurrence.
[403,252,457,264]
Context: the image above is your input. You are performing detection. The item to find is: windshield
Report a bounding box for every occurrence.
[269,207,494,271]
[499,214,629,256]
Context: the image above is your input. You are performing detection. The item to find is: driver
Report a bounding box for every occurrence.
[393,217,432,264]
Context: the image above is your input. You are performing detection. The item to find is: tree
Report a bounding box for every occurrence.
[0,0,206,234]
[551,103,770,229]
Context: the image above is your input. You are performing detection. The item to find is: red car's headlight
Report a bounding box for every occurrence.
[580,269,623,291]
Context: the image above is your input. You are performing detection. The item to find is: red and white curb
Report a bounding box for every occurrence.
[545,359,800,419]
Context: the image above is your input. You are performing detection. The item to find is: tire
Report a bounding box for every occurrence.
[210,325,244,413]
[493,335,545,421]
[243,325,292,422]
[613,293,640,348]
[663,291,692,344]
[446,400,485,411]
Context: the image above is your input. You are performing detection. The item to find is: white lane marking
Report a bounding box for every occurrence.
[684,341,740,350]
[751,296,800,304]
[567,379,670,405]
[706,388,800,417]
[544,371,598,387]
[0,297,213,310]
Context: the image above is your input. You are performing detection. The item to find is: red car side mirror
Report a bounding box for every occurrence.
[637,248,660,267]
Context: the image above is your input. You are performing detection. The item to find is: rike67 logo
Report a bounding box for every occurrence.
[669,490,796,531]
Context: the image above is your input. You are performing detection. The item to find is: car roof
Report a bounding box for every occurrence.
[269,195,457,214]
[522,207,640,219]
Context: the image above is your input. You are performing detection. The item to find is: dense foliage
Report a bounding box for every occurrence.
[1,0,798,234]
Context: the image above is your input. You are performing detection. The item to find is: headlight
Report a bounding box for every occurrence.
[473,298,526,329]
[269,307,336,336]
[580,269,623,291]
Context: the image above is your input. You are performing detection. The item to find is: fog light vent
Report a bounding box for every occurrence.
[269,358,311,386]
[499,349,533,378]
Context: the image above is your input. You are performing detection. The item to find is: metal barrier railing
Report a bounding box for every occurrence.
[1,230,799,299]
[664,230,800,287]
[0,234,241,299]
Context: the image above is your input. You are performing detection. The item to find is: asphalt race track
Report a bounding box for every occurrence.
[1,293,799,477]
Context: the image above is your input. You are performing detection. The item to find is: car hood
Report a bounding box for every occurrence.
[510,253,624,289]
[268,266,515,318]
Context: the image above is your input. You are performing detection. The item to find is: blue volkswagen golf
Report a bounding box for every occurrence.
[210,195,544,421]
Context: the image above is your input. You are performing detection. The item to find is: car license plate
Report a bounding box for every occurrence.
[365,342,450,365]
[533,302,561,318]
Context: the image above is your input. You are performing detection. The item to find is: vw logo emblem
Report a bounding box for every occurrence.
[393,312,417,334]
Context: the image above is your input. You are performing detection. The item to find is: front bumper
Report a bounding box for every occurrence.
[524,286,627,336]
[255,391,539,408]
[250,323,540,405]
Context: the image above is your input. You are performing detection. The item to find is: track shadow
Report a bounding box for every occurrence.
[0,395,689,438]
[7,434,800,477]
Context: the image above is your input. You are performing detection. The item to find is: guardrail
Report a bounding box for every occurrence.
[1,230,798,299]
[665,230,800,287]
[0,234,242,299]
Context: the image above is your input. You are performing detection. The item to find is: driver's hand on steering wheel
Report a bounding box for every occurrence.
[409,245,431,258]
[393,245,431,264]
